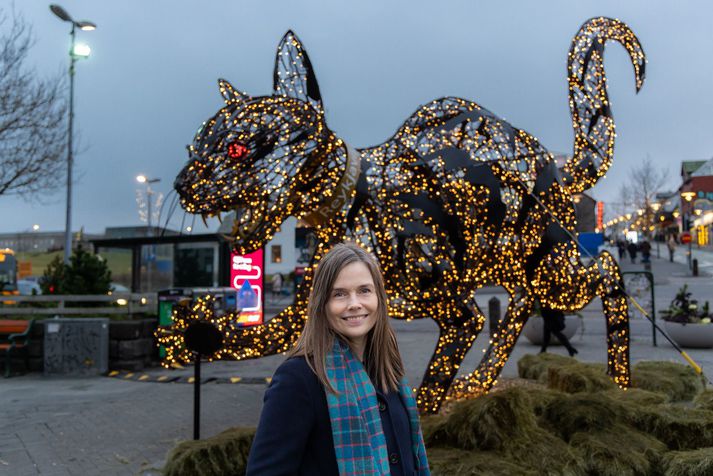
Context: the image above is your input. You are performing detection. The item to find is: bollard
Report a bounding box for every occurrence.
[693,259,699,277]
[488,297,501,339]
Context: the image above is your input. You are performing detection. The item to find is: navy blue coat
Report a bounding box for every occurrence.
[246,356,417,476]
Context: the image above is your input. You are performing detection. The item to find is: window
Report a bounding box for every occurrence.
[271,245,282,263]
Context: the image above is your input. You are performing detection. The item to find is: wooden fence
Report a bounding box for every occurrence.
[0,293,156,316]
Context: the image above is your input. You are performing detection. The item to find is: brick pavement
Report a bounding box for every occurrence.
[1,252,712,475]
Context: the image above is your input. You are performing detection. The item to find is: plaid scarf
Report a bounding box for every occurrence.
[325,339,430,476]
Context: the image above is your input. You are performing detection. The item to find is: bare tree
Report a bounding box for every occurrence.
[617,156,669,237]
[0,7,67,198]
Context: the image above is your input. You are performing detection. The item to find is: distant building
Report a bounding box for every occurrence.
[104,226,179,238]
[0,230,100,253]
[681,160,707,182]
[682,158,713,245]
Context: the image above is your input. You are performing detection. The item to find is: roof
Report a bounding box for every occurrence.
[692,157,713,177]
[681,160,706,176]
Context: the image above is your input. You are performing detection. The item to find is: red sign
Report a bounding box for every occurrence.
[230,249,264,325]
[596,202,604,230]
[681,232,692,244]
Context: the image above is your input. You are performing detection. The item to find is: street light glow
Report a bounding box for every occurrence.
[32,224,40,231]
[77,21,96,31]
[136,175,147,183]
[682,191,696,202]
[72,43,91,58]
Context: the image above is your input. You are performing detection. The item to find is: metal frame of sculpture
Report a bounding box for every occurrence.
[171,17,646,413]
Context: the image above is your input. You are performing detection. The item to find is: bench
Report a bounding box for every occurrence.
[0,319,34,377]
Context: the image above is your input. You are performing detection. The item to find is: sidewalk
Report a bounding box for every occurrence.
[1,252,712,475]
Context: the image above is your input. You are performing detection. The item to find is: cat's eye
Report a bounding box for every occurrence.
[227,141,248,159]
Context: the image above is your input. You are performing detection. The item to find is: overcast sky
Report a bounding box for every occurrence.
[3,0,712,234]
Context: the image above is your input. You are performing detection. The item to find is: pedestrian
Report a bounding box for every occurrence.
[271,272,283,299]
[539,304,578,357]
[667,235,676,262]
[640,240,651,263]
[627,241,638,264]
[616,240,626,261]
[246,242,430,475]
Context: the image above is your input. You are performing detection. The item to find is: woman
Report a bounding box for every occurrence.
[246,242,430,475]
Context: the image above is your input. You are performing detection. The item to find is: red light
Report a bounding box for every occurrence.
[227,142,248,159]
[49,285,55,294]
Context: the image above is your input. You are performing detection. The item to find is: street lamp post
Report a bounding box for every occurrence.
[137,175,161,292]
[136,175,162,235]
[50,5,96,264]
[651,202,661,258]
[682,191,696,269]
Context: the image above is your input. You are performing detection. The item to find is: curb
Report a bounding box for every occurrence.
[107,370,272,385]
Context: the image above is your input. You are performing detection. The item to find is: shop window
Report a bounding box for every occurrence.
[271,245,282,263]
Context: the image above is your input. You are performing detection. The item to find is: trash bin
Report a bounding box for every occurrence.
[43,318,109,376]
[157,289,194,357]
[158,288,194,326]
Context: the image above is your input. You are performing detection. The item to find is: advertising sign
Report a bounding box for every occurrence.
[230,249,264,325]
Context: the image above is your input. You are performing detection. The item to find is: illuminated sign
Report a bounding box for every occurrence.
[596,201,604,230]
[230,249,264,325]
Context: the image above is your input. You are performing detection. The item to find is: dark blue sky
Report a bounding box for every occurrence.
[3,0,712,233]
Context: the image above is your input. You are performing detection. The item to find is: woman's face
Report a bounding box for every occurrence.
[326,261,378,347]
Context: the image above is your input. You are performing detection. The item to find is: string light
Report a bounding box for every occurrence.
[172,18,645,413]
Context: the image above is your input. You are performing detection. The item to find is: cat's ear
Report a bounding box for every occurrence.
[272,30,323,112]
[218,79,249,104]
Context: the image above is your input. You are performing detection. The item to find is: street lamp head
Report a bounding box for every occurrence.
[682,191,696,202]
[50,4,73,23]
[72,43,91,58]
[32,224,40,231]
[50,5,97,31]
[77,21,97,31]
[137,174,161,184]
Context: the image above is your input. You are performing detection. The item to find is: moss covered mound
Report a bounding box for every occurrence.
[629,405,713,451]
[163,427,255,476]
[632,361,705,401]
[427,446,539,476]
[661,447,713,476]
[517,353,616,393]
[162,355,713,475]
[547,361,616,393]
[694,390,713,411]
[517,352,574,381]
[425,386,582,473]
[519,353,705,401]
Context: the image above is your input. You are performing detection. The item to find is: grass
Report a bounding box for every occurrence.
[661,448,713,476]
[632,361,705,401]
[163,427,254,476]
[694,390,713,411]
[162,354,713,475]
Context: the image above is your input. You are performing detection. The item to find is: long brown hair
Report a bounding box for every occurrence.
[290,242,405,393]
